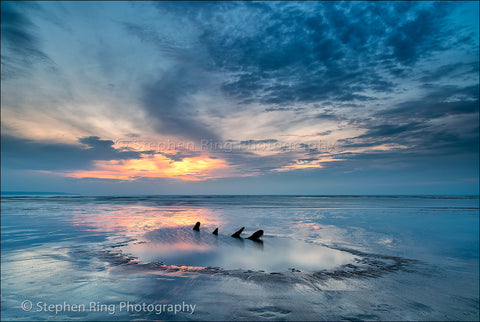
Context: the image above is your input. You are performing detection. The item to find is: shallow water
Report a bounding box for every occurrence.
[1,195,479,321]
[123,226,356,271]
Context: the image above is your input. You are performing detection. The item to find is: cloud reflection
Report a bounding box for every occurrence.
[125,226,356,272]
[71,206,219,237]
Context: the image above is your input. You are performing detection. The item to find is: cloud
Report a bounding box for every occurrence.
[315,113,341,120]
[355,123,424,139]
[419,61,479,83]
[140,65,220,141]
[386,3,452,64]
[317,130,332,136]
[0,1,478,192]
[377,85,479,121]
[157,148,201,162]
[0,1,53,79]
[239,139,278,145]
[69,154,231,181]
[163,1,471,106]
[337,84,479,158]
[264,107,304,112]
[1,135,141,171]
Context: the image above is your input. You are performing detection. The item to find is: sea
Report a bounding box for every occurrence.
[1,195,479,321]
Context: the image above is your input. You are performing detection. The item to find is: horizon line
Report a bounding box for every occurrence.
[1,191,479,197]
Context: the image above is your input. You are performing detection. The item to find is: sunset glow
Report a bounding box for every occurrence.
[1,1,478,195]
[69,154,231,181]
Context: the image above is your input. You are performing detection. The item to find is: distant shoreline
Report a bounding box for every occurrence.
[1,192,478,198]
[1,191,77,196]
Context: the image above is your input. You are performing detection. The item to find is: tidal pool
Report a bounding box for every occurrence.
[121,226,357,272]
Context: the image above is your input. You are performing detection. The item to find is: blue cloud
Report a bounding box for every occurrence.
[1,135,141,171]
[0,1,53,79]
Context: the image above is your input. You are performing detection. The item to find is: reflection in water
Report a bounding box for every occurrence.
[122,226,355,272]
[250,239,264,251]
[3,196,478,321]
[71,206,219,237]
[68,205,356,272]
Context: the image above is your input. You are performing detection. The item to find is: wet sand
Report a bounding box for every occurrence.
[1,195,478,320]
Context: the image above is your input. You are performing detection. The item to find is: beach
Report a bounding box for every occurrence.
[1,195,478,321]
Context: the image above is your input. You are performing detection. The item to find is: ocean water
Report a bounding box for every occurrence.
[1,195,478,321]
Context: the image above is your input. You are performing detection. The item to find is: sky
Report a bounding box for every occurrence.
[1,1,479,195]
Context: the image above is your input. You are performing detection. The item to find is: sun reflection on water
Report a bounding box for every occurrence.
[71,206,220,237]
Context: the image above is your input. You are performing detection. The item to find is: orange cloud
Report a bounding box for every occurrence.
[69,154,230,181]
[273,156,341,172]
